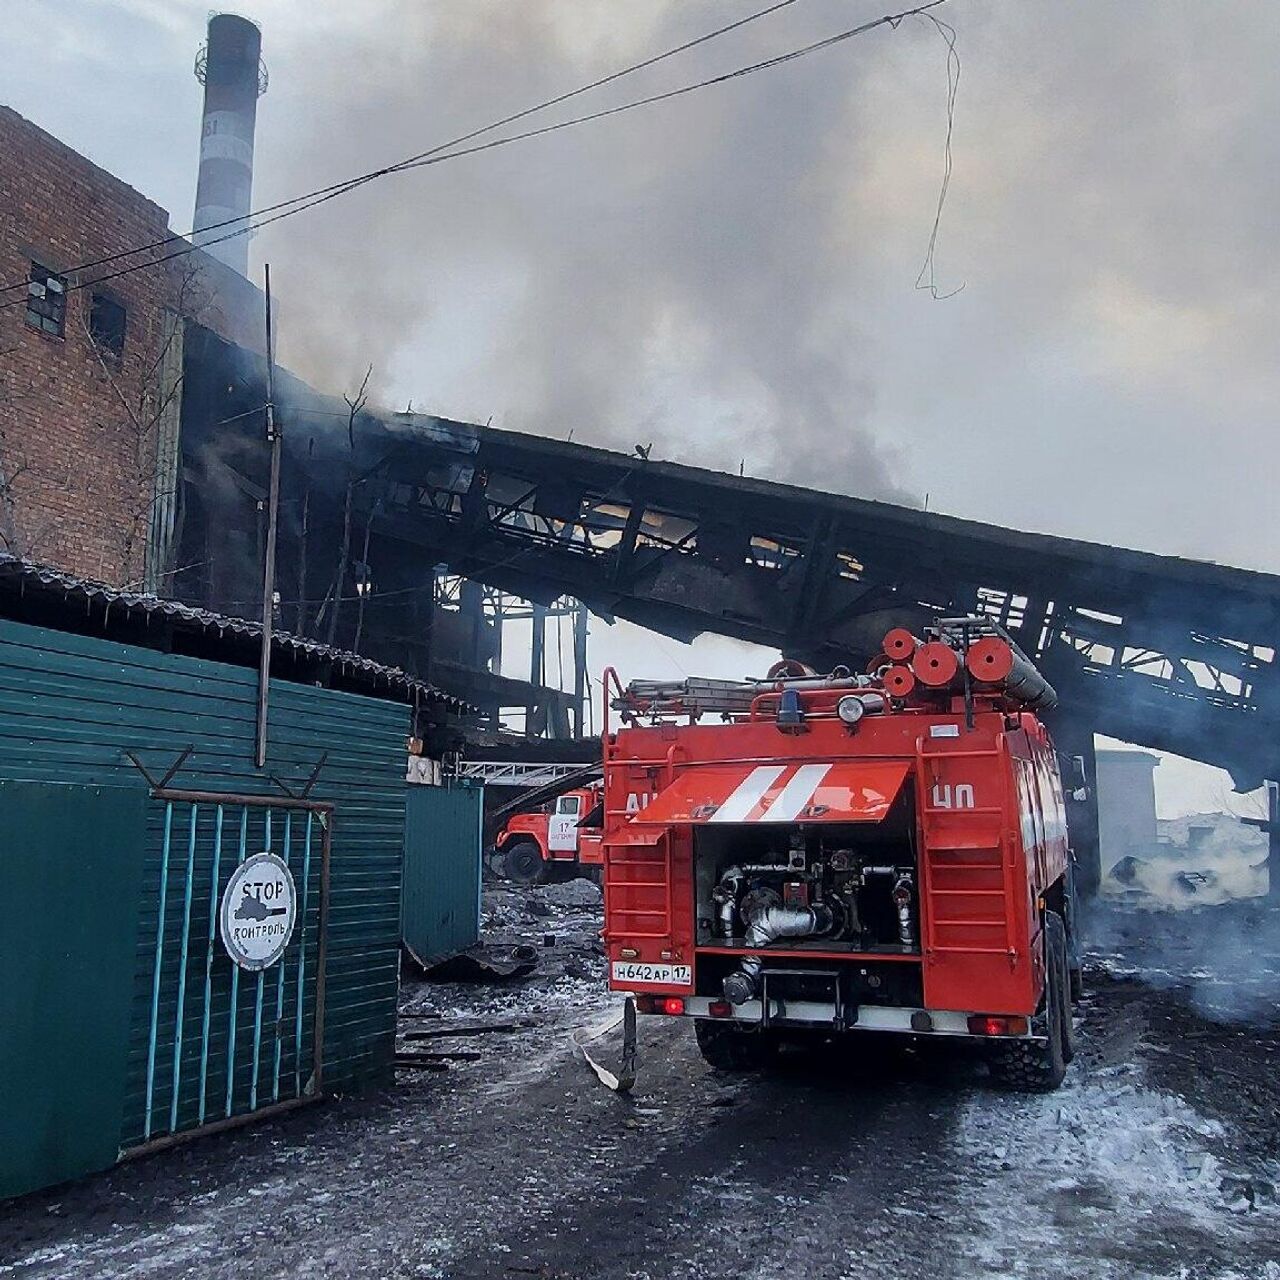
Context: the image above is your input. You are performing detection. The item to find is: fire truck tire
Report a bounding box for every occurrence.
[694,1019,779,1072]
[989,912,1068,1092]
[503,840,547,885]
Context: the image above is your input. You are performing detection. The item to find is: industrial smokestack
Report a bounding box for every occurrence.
[193,13,266,277]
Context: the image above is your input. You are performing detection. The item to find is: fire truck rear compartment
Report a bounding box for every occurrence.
[692,784,921,1007]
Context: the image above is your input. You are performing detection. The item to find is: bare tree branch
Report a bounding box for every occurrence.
[325,367,375,645]
[345,364,372,450]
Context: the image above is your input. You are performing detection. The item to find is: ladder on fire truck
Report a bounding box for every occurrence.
[602,825,675,942]
[600,745,677,943]
[915,735,1016,962]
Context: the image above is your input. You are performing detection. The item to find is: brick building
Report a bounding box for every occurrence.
[0,106,577,734]
[0,106,261,589]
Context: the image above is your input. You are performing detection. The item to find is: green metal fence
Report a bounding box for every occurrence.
[0,616,412,1196]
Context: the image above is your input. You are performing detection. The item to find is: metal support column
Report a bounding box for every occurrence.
[1053,722,1101,900]
[1269,782,1279,904]
[530,602,547,736]
[1244,780,1280,904]
[572,600,588,739]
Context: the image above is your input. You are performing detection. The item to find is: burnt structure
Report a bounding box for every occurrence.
[177,325,1280,844]
[0,107,261,589]
[175,326,584,733]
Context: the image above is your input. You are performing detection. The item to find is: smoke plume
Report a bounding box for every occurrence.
[237,0,1280,567]
[250,1,957,502]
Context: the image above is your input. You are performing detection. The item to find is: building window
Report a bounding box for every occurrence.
[25,263,67,337]
[89,293,127,361]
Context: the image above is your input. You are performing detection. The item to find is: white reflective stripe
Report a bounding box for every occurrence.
[758,763,832,822]
[708,765,786,823]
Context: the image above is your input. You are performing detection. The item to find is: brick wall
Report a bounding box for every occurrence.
[0,106,264,587]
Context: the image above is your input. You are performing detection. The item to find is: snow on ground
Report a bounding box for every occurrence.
[956,949,1280,1280]
[959,1065,1233,1278]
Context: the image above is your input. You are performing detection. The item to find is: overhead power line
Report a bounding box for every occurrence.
[1,0,950,305]
[0,0,802,298]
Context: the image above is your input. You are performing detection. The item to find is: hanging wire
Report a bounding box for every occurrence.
[913,10,964,300]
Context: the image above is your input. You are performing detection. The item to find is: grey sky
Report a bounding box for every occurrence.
[3,0,1275,814]
[6,1,1277,564]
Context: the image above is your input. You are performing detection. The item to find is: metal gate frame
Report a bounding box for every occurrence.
[127,787,333,1159]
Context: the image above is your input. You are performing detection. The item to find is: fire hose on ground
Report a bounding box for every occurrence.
[572,996,637,1093]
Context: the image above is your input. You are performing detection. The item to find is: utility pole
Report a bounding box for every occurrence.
[255,264,282,769]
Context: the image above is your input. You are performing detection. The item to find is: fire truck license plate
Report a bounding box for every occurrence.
[611,961,692,987]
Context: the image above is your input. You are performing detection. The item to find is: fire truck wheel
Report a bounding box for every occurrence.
[989,912,1068,1092]
[503,840,547,885]
[694,1019,779,1072]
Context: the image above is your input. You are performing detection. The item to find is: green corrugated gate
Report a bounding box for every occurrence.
[402,782,483,968]
[0,616,412,1197]
[126,793,328,1151]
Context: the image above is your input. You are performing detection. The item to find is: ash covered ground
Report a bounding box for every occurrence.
[2,880,1278,1280]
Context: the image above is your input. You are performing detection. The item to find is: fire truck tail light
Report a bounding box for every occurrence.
[708,1000,733,1019]
[968,1015,1029,1037]
[661,997,686,1016]
[634,995,656,1013]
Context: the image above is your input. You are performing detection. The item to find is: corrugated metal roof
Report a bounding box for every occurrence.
[0,554,471,712]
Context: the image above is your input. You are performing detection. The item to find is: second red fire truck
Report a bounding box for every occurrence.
[599,617,1081,1091]
[493,781,605,883]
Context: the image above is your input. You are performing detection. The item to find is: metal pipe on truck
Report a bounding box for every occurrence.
[965,636,1058,710]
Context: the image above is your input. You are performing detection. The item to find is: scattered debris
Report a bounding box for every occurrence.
[1175,869,1218,895]
[403,1020,527,1040]
[391,1056,450,1072]
[418,943,539,982]
[1110,855,1147,885]
[540,879,603,909]
[398,1050,483,1063]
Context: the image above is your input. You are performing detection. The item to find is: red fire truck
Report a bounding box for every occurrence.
[493,782,605,883]
[600,618,1081,1091]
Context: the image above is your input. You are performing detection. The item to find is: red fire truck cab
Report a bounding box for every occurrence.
[494,783,605,883]
[601,619,1081,1091]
